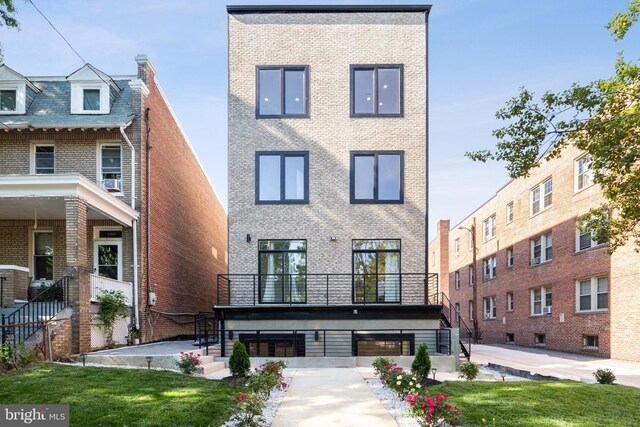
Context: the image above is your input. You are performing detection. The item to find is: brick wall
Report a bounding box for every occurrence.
[138,58,228,341]
[50,316,73,358]
[228,12,427,293]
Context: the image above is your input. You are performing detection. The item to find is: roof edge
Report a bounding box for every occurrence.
[227,4,431,14]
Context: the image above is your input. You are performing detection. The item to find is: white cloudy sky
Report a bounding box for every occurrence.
[1,0,638,241]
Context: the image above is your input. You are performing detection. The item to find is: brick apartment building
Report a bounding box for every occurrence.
[216,4,456,368]
[428,144,640,362]
[0,56,227,354]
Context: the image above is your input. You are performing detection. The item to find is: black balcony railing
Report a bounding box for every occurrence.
[216,273,438,306]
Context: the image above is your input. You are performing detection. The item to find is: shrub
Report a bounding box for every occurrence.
[458,361,481,381]
[594,368,616,384]
[231,392,265,427]
[95,290,129,348]
[176,351,201,375]
[406,393,461,427]
[247,360,287,397]
[379,363,422,397]
[0,343,38,372]
[229,341,250,377]
[412,344,431,380]
[373,356,394,378]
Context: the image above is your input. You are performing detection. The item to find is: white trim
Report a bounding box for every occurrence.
[93,225,123,240]
[70,81,110,114]
[530,177,553,216]
[530,286,552,316]
[32,229,54,280]
[30,142,55,175]
[0,265,30,272]
[576,276,608,313]
[0,174,139,226]
[0,82,26,115]
[93,239,123,281]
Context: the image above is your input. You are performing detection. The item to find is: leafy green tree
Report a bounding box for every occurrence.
[467,0,640,252]
[0,0,20,61]
[95,290,129,348]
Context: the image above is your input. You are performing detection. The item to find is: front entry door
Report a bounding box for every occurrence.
[93,240,122,281]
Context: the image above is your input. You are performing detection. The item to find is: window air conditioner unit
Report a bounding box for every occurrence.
[484,274,491,280]
[543,306,552,314]
[531,257,541,266]
[102,179,122,192]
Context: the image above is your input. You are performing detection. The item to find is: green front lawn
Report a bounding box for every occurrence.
[430,380,640,427]
[0,363,240,427]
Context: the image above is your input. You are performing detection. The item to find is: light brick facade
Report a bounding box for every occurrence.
[431,144,640,361]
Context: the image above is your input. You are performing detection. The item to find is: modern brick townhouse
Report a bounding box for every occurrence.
[428,144,640,362]
[0,56,227,355]
[218,4,458,368]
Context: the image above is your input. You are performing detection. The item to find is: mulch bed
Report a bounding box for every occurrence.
[220,376,248,386]
[419,378,442,387]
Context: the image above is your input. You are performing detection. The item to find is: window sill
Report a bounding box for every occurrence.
[482,277,496,283]
[529,259,552,268]
[574,309,608,315]
[573,184,595,195]
[529,206,552,218]
[582,346,599,351]
[256,114,309,119]
[573,244,608,255]
[350,200,404,205]
[483,317,496,321]
[529,313,552,318]
[256,200,309,205]
[350,113,404,118]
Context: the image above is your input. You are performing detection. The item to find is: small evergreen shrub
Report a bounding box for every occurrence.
[458,361,481,381]
[229,341,250,377]
[411,343,431,380]
[594,368,616,384]
[372,356,394,378]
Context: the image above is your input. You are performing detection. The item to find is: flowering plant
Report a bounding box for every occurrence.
[406,393,461,427]
[231,392,265,427]
[176,351,201,375]
[378,363,422,397]
[247,360,288,398]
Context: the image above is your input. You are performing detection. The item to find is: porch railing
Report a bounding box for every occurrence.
[0,277,5,307]
[217,273,438,306]
[220,328,451,358]
[90,274,133,306]
[429,292,473,359]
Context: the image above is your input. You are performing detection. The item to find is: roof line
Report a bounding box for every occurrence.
[227,4,432,13]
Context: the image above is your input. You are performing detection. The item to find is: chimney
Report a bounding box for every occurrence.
[134,54,156,85]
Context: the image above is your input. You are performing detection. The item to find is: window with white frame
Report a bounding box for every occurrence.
[577,277,608,312]
[483,256,496,280]
[531,232,552,265]
[507,292,514,312]
[0,89,17,112]
[0,82,26,114]
[506,202,514,223]
[483,214,496,241]
[469,300,474,320]
[483,296,496,319]
[70,82,109,114]
[469,265,475,286]
[469,231,474,250]
[507,247,514,267]
[576,220,607,251]
[531,178,552,215]
[455,238,460,258]
[531,286,552,315]
[583,335,599,349]
[454,271,460,290]
[32,144,55,174]
[99,144,122,192]
[575,154,593,191]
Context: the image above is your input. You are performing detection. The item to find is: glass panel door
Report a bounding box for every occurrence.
[94,240,122,281]
[259,240,306,303]
[352,240,401,303]
[34,231,54,280]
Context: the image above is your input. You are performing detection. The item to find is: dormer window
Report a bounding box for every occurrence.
[0,89,17,111]
[83,89,101,111]
[67,64,117,115]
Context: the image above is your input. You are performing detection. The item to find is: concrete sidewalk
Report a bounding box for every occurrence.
[271,368,397,427]
[471,344,640,387]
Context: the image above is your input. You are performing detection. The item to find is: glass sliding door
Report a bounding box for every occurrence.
[259,240,307,303]
[352,239,401,303]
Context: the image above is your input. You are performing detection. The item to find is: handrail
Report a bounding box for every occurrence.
[430,292,472,358]
[0,276,5,307]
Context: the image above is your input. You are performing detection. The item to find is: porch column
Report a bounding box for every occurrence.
[64,196,90,354]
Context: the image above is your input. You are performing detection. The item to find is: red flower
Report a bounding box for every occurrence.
[446,404,452,409]
[443,393,449,397]
[180,352,184,354]
[281,382,287,388]
[255,368,258,371]
[197,354,201,357]
[456,410,461,415]
[240,393,247,399]
[194,360,199,364]
[426,415,432,423]
[420,403,426,409]
[278,373,283,378]
[427,407,435,413]
[435,394,444,401]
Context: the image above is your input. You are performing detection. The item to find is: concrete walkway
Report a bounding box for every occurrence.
[471,344,640,387]
[271,368,397,427]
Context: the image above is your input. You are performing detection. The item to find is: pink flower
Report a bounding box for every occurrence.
[443,393,449,397]
[194,360,199,364]
[446,404,452,409]
[427,407,435,414]
[425,415,432,423]
[197,354,201,357]
[278,373,283,378]
[435,394,444,402]
[456,410,461,415]
[240,393,247,399]
[255,368,258,371]
[281,382,287,388]
[180,352,184,354]
[420,403,427,409]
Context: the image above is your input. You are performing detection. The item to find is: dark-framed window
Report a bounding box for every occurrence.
[0,89,17,112]
[256,151,309,204]
[256,66,309,118]
[258,240,307,304]
[350,151,404,204]
[350,64,403,117]
[83,89,101,111]
[34,145,55,174]
[352,239,401,303]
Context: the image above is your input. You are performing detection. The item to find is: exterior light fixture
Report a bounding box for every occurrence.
[146,356,153,370]
[246,234,251,243]
[314,331,319,341]
[353,309,358,315]
[229,331,234,340]
[80,353,87,366]
[431,367,437,380]
[329,236,337,242]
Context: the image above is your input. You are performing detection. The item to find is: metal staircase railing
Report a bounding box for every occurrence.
[1,276,70,346]
[194,312,218,356]
[429,292,472,359]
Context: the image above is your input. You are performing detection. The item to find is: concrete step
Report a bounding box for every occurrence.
[198,355,215,364]
[200,361,225,375]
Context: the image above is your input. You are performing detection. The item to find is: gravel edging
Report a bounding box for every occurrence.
[221,378,291,427]
[367,379,419,427]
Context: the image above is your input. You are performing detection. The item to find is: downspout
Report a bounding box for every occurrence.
[119,125,140,331]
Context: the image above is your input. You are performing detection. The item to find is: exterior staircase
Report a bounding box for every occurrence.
[431,292,472,360]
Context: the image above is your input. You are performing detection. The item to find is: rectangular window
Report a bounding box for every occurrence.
[577,277,608,312]
[483,256,496,280]
[34,145,55,174]
[507,247,514,268]
[257,66,308,117]
[535,334,546,345]
[100,145,122,192]
[483,296,496,319]
[350,151,403,203]
[455,271,460,290]
[506,333,515,343]
[259,240,307,303]
[507,292,514,312]
[33,231,54,281]
[531,286,552,315]
[454,303,461,323]
[256,152,309,204]
[483,214,496,241]
[583,335,599,349]
[0,89,17,111]
[353,239,401,303]
[455,238,460,258]
[351,65,403,116]
[531,178,552,215]
[83,89,101,111]
[469,266,475,286]
[576,154,593,191]
[506,202,514,223]
[469,300,474,321]
[576,221,607,251]
[530,232,552,265]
